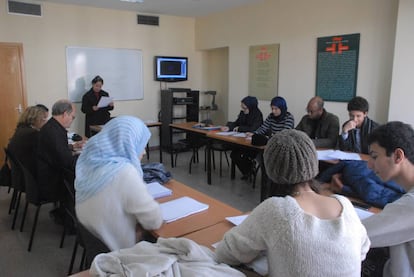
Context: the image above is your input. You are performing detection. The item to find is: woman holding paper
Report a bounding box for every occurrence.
[75,116,163,251]
[81,75,114,137]
[216,129,370,277]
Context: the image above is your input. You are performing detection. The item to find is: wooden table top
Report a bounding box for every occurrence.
[152,179,242,238]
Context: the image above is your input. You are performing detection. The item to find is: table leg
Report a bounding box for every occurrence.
[231,159,236,180]
[159,125,163,163]
[207,139,212,185]
[170,126,174,168]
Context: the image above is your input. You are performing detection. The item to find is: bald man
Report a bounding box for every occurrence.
[296,96,339,148]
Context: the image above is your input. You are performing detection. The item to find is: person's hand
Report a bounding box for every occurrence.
[330,173,344,193]
[109,101,114,107]
[220,126,229,132]
[233,126,239,132]
[246,132,254,137]
[73,140,85,150]
[92,105,99,111]
[342,120,357,134]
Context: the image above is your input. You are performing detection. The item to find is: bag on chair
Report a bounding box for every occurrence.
[0,156,11,187]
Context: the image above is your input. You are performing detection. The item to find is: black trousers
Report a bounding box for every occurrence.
[230,149,257,176]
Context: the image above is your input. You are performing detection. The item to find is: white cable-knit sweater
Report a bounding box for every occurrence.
[215,195,370,277]
[76,164,163,251]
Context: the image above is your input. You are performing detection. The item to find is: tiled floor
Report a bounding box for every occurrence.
[0,148,261,276]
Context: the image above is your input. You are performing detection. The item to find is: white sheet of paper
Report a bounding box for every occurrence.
[355,207,374,220]
[160,196,209,223]
[317,149,361,161]
[216,131,237,136]
[146,182,172,199]
[232,132,247,138]
[225,214,248,226]
[97,96,113,108]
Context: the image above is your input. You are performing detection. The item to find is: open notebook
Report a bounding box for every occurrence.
[146,182,172,199]
[160,196,209,223]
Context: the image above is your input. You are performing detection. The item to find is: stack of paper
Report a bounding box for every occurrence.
[97,96,113,108]
[160,196,209,223]
[216,131,238,136]
[146,182,172,199]
[317,149,361,161]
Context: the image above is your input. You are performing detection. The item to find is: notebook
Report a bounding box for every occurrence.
[146,182,172,199]
[160,196,209,223]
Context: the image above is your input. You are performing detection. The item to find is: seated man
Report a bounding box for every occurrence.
[37,99,83,222]
[362,121,414,277]
[296,96,339,148]
[338,96,379,154]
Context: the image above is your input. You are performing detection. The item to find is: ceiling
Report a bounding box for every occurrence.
[38,0,265,17]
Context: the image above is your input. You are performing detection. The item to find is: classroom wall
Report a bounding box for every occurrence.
[0,0,203,144]
[388,0,414,127]
[195,0,399,127]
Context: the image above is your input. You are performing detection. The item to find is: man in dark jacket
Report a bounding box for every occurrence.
[37,99,82,214]
[338,96,379,154]
[296,96,339,148]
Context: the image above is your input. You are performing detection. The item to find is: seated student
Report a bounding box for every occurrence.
[338,96,379,154]
[362,121,414,277]
[296,96,339,148]
[221,96,263,179]
[8,106,48,177]
[251,96,294,137]
[216,129,370,277]
[75,116,163,251]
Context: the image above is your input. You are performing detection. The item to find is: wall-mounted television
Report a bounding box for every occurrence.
[154,56,188,82]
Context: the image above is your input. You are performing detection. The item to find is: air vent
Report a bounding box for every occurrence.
[137,14,159,26]
[8,0,42,16]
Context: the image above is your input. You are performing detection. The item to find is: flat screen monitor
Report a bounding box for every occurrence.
[154,56,188,82]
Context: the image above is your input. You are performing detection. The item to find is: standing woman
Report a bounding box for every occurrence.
[81,75,114,137]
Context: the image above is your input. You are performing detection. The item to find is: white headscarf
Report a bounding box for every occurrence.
[75,116,150,203]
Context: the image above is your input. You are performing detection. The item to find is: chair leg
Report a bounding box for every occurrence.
[224,151,230,167]
[11,191,22,230]
[20,201,29,232]
[68,239,79,275]
[79,248,86,271]
[27,205,41,252]
[219,151,223,177]
[60,225,66,248]
[8,188,17,214]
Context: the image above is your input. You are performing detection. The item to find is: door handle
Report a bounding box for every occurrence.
[16,104,22,113]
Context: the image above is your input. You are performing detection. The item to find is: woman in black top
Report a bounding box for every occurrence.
[81,76,114,137]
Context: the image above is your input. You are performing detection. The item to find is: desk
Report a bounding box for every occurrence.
[153,179,242,238]
[90,122,163,163]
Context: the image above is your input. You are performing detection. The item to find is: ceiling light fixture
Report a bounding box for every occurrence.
[120,0,144,3]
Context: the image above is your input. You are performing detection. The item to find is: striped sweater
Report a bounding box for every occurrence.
[254,112,294,136]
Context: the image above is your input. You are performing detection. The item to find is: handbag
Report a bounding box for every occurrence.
[0,156,11,187]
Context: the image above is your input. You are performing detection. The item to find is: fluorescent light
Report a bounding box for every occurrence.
[120,0,144,3]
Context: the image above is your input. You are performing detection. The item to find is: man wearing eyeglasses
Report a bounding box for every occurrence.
[36,99,83,225]
[296,96,340,148]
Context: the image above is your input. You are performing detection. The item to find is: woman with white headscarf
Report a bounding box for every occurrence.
[75,116,163,251]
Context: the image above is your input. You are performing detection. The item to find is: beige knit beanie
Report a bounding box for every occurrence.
[264,129,318,184]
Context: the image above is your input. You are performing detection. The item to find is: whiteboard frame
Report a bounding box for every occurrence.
[66,46,143,102]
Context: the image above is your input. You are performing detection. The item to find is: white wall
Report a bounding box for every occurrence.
[0,0,202,145]
[195,0,398,126]
[388,0,414,126]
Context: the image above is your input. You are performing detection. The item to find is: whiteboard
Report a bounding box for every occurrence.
[66,46,143,102]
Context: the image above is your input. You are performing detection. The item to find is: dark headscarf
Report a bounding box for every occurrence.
[270,96,288,120]
[241,96,259,111]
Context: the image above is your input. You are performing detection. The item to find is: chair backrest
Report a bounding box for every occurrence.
[4,147,25,192]
[18,159,41,204]
[76,219,110,267]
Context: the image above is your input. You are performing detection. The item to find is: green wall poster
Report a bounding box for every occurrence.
[316,33,360,102]
[249,44,280,101]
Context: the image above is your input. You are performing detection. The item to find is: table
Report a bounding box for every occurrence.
[90,122,163,163]
[153,179,242,238]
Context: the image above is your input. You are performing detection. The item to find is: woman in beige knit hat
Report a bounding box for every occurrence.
[216,129,370,277]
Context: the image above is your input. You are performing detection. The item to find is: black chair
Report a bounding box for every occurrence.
[4,148,25,230]
[210,143,231,177]
[18,160,58,252]
[59,167,76,248]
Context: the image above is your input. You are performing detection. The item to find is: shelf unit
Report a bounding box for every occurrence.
[160,88,199,153]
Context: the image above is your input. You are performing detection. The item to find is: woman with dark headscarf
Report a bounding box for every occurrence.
[75,116,162,251]
[223,96,263,179]
[254,96,294,136]
[222,96,263,132]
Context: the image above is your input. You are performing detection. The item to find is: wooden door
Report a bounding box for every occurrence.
[0,43,27,161]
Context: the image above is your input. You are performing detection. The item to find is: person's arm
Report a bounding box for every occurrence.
[313,115,340,148]
[362,192,414,247]
[123,167,163,230]
[254,115,271,135]
[215,199,278,265]
[238,111,263,133]
[81,92,96,115]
